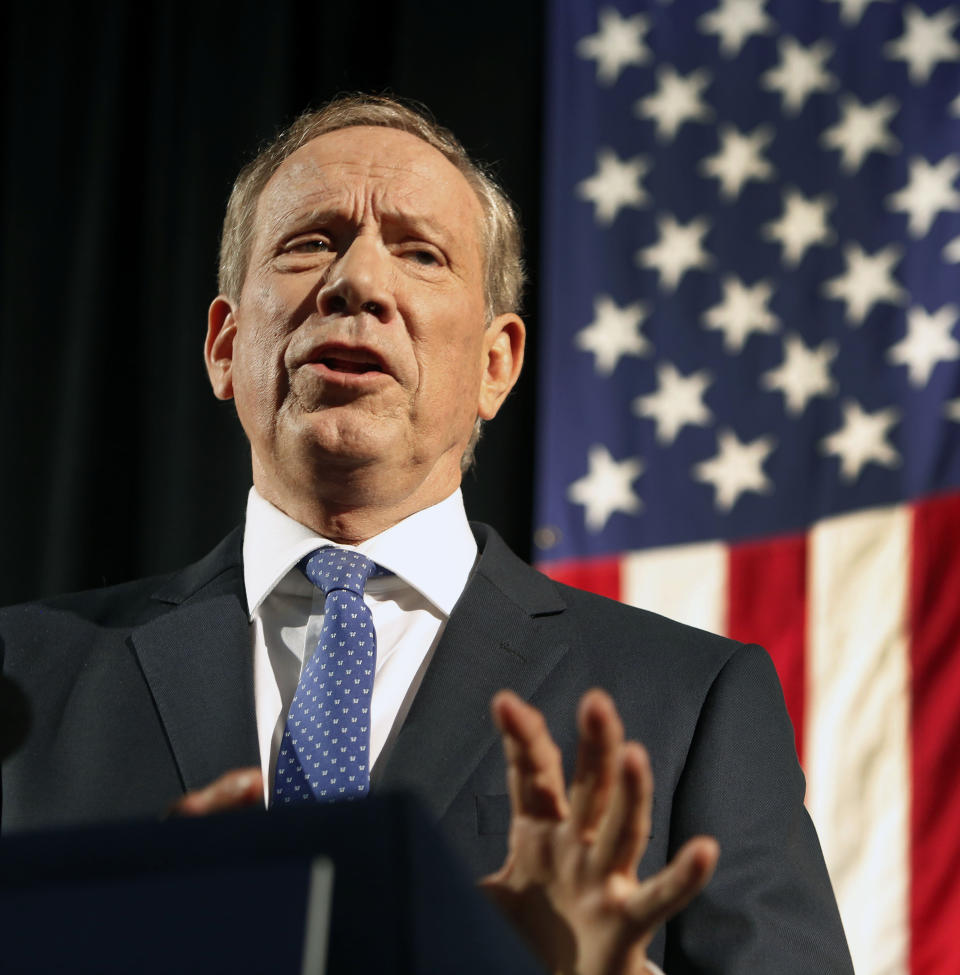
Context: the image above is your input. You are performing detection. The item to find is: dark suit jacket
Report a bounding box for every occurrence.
[1,523,853,973]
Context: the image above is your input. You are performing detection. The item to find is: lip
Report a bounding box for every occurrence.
[296,341,392,386]
[302,360,392,387]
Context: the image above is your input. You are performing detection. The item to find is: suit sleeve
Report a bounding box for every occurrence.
[663,643,854,975]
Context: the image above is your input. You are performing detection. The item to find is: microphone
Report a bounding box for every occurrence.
[0,674,30,761]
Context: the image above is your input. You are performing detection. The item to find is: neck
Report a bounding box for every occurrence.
[252,463,462,544]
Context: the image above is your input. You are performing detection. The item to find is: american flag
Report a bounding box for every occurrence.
[534,2,960,972]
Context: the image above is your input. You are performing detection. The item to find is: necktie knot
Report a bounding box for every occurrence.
[301,547,379,597]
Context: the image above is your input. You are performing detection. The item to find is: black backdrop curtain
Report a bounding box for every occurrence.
[0,1,544,604]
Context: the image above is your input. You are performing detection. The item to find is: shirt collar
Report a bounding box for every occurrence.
[242,486,478,619]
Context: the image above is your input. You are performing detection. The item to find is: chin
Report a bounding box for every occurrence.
[292,418,402,472]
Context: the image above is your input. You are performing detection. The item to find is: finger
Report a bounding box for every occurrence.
[167,767,264,817]
[491,690,569,820]
[627,836,720,931]
[568,688,623,838]
[588,742,653,878]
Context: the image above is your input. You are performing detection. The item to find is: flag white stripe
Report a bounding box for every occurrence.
[621,541,727,635]
[806,505,911,975]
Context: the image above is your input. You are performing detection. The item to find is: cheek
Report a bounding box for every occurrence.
[232,354,281,431]
[397,287,489,426]
[243,283,296,343]
[234,318,295,413]
[416,336,486,420]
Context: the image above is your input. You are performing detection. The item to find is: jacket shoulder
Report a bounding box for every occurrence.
[469,521,752,690]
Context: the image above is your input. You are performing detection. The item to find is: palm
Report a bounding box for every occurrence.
[481,690,718,975]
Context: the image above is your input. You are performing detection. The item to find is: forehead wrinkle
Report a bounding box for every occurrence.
[259,198,464,255]
[270,151,459,206]
[261,179,477,251]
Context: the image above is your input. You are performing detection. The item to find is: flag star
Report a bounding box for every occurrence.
[635,65,713,141]
[567,444,644,532]
[576,7,651,85]
[633,363,713,443]
[885,4,960,84]
[575,294,651,375]
[763,188,834,266]
[946,398,960,421]
[699,123,775,200]
[944,236,960,262]
[693,429,776,511]
[761,37,837,115]
[821,400,900,481]
[822,242,906,325]
[703,275,778,352]
[761,333,838,414]
[577,148,650,224]
[885,155,960,237]
[697,0,776,57]
[887,304,960,386]
[820,94,900,173]
[825,0,893,26]
[636,214,713,291]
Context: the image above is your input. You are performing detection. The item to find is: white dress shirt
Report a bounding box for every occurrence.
[242,486,478,804]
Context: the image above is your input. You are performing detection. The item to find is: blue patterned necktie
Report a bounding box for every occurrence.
[273,547,385,805]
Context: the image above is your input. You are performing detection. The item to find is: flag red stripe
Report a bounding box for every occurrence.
[727,533,807,764]
[909,491,960,975]
[540,554,622,602]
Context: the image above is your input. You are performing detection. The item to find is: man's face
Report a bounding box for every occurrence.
[205,126,522,525]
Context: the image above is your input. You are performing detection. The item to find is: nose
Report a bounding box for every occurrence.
[317,235,396,323]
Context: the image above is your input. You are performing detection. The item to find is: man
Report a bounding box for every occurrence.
[1,95,852,973]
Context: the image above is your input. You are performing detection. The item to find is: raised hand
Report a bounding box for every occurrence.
[481,689,719,975]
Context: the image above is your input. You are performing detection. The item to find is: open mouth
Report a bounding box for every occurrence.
[320,356,383,375]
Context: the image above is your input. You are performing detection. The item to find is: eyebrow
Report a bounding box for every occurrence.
[266,205,336,240]
[267,201,457,247]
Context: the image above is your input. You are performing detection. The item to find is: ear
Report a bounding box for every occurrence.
[478,313,525,421]
[205,295,238,401]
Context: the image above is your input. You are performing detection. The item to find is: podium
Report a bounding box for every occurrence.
[0,793,545,973]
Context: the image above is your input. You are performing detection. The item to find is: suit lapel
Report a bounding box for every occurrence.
[130,529,260,791]
[126,522,568,805]
[376,525,571,820]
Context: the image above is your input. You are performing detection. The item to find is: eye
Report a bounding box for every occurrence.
[397,241,445,267]
[285,235,331,254]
